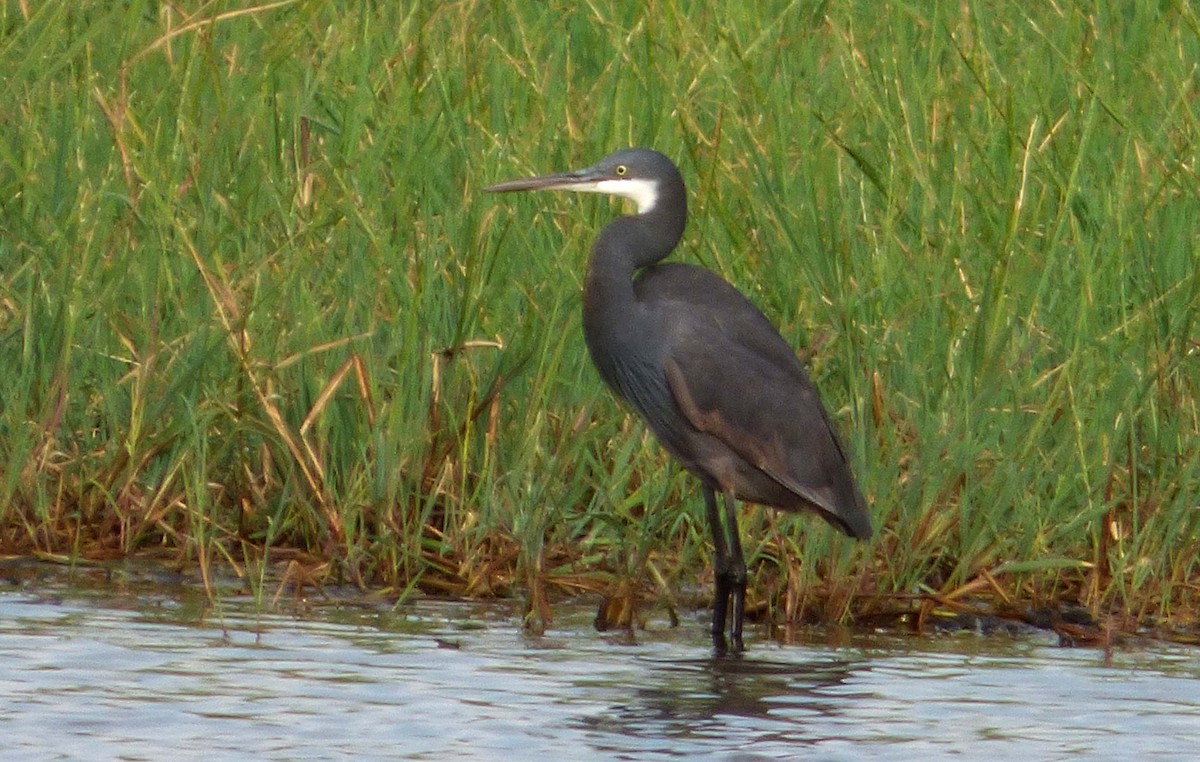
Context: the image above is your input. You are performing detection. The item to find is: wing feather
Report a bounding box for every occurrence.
[634,263,871,537]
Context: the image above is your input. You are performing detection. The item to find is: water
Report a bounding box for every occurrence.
[2,564,1198,761]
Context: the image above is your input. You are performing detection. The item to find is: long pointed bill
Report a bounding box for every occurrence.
[483,168,605,195]
[484,165,660,213]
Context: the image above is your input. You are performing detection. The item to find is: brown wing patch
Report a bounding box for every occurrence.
[664,359,721,434]
[664,359,840,514]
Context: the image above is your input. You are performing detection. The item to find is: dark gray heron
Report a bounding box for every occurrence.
[485,148,872,653]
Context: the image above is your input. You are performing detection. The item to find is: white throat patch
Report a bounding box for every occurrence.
[590,178,660,214]
[595,177,662,213]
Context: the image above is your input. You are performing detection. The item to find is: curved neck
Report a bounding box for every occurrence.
[586,173,688,275]
[582,171,688,349]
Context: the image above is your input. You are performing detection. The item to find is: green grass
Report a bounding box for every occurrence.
[1,0,1197,634]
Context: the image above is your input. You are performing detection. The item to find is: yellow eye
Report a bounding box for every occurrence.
[616,165,627,176]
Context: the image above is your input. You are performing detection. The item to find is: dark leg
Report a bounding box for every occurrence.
[721,489,747,653]
[702,486,731,654]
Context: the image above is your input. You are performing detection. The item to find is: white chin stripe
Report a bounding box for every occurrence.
[587,178,660,214]
[556,176,662,213]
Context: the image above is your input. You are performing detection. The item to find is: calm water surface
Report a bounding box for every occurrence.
[1,563,1197,761]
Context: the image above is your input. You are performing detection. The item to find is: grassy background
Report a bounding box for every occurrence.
[1,0,1197,632]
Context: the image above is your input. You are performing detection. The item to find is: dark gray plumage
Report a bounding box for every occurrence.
[486,148,871,653]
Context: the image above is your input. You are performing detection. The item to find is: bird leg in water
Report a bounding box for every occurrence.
[703,487,729,651]
[704,486,748,654]
[723,488,747,652]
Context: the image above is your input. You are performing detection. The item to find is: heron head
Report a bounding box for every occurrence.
[484,148,679,215]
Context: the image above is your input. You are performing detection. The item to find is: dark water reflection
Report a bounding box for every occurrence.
[2,564,1198,761]
[574,654,863,758]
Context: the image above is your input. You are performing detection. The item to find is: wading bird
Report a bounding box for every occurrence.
[485,148,872,653]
